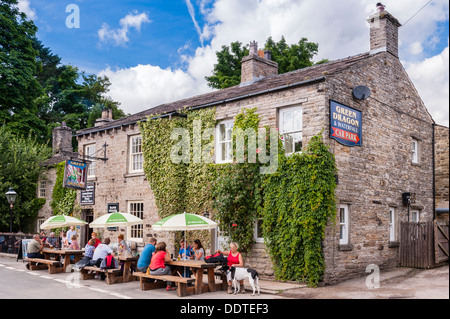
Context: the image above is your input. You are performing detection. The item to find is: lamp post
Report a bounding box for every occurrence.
[5,188,17,233]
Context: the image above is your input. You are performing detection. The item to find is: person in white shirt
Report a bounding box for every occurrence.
[90,238,112,267]
[66,226,77,245]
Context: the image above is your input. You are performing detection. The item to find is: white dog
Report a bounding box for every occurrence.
[229,266,260,296]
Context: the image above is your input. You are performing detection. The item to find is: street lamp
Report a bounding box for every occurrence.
[5,188,17,233]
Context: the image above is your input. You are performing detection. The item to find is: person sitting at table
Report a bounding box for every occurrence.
[46,232,58,248]
[91,232,101,248]
[148,241,174,291]
[60,231,69,249]
[216,242,245,294]
[191,239,205,261]
[25,235,45,269]
[39,231,47,245]
[73,238,96,270]
[178,238,193,278]
[89,237,113,267]
[117,234,131,254]
[137,237,156,272]
[66,226,77,245]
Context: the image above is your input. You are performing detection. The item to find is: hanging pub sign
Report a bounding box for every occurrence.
[63,159,88,190]
[330,100,362,147]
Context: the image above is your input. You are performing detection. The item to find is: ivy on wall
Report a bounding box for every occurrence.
[139,107,337,286]
[51,162,79,216]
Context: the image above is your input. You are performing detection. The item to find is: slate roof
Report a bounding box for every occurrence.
[75,52,371,136]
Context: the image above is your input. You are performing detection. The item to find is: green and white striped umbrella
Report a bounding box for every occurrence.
[89,212,143,228]
[152,212,217,231]
[40,215,87,230]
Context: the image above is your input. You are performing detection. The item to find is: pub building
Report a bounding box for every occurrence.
[37,8,448,284]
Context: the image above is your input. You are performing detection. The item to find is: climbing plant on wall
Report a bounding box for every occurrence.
[51,162,78,216]
[262,133,337,287]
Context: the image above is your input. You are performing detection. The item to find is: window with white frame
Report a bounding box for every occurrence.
[129,135,143,173]
[411,210,420,223]
[38,180,46,198]
[279,106,303,155]
[411,139,419,164]
[128,201,144,240]
[254,219,264,243]
[215,120,234,163]
[389,207,396,242]
[339,204,349,245]
[37,218,45,232]
[84,144,96,177]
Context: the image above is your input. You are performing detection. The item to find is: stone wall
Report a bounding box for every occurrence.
[435,124,449,224]
[322,52,434,284]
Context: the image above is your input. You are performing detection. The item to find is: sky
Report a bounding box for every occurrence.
[18,0,449,126]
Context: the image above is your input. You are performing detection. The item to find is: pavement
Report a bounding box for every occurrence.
[0,252,448,299]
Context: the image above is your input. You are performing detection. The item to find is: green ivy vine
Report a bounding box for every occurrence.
[139,106,337,286]
[51,162,78,216]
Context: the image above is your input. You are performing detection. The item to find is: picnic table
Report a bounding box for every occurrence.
[116,254,138,282]
[42,248,84,272]
[133,260,227,297]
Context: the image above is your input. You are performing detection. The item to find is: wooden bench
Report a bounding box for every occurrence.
[26,258,61,274]
[80,266,123,285]
[133,271,195,297]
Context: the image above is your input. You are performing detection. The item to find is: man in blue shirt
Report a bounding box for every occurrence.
[137,238,157,272]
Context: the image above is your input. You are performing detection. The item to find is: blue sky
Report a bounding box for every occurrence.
[19,0,449,126]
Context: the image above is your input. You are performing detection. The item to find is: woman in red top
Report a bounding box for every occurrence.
[91,232,102,248]
[216,242,245,294]
[148,242,174,291]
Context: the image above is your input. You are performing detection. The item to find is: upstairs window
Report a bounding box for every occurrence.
[38,180,46,198]
[129,135,143,173]
[84,144,96,177]
[215,120,234,163]
[279,106,303,155]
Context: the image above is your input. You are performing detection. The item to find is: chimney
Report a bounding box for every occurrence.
[367,4,402,57]
[95,108,114,127]
[241,41,278,86]
[52,122,73,155]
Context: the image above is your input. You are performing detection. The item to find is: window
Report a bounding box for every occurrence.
[389,207,396,242]
[411,210,420,223]
[84,144,96,177]
[215,120,234,163]
[129,135,143,173]
[38,180,46,198]
[128,201,144,241]
[37,218,45,232]
[339,205,349,245]
[254,219,264,243]
[279,106,303,155]
[412,139,419,164]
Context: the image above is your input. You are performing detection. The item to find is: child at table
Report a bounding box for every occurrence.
[68,234,80,261]
[74,238,96,270]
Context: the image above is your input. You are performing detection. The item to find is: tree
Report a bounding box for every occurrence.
[205,36,325,89]
[0,0,45,138]
[0,126,52,232]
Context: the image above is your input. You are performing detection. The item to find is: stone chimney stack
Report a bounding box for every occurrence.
[95,108,114,127]
[241,41,278,86]
[52,122,73,155]
[367,5,402,57]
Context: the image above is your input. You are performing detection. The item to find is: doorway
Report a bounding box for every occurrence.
[81,209,94,247]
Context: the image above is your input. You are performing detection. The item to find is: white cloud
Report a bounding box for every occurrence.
[17,0,37,20]
[406,42,449,126]
[100,0,449,126]
[98,11,151,47]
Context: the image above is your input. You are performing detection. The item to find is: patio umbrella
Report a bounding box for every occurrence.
[152,212,217,231]
[40,215,87,230]
[89,212,143,228]
[152,212,218,276]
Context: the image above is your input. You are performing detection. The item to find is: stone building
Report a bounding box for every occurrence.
[38,9,441,284]
[434,124,449,224]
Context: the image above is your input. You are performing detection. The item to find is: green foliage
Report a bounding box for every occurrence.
[262,133,337,286]
[205,36,324,89]
[0,126,51,232]
[205,41,249,89]
[50,162,77,216]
